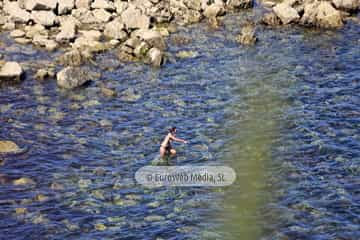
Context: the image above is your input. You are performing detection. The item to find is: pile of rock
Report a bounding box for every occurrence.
[262,0,359,28]
[0,0,254,67]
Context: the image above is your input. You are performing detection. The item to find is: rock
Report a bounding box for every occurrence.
[13,177,36,186]
[79,30,102,41]
[50,182,65,190]
[273,3,300,24]
[95,223,107,231]
[332,0,360,11]
[0,62,24,82]
[300,1,343,28]
[58,0,75,15]
[114,0,128,14]
[15,208,28,215]
[147,47,163,67]
[72,8,98,24]
[104,18,127,40]
[203,3,225,19]
[92,9,112,22]
[45,40,58,51]
[2,22,16,31]
[236,22,257,45]
[4,1,31,23]
[92,0,115,10]
[56,19,77,42]
[262,1,276,8]
[132,29,166,50]
[120,88,142,102]
[10,30,26,38]
[31,10,57,27]
[101,87,117,97]
[226,0,253,9]
[24,0,57,10]
[56,67,93,89]
[316,1,343,28]
[262,12,281,25]
[134,41,150,58]
[0,140,21,153]
[35,194,49,201]
[121,5,150,29]
[35,68,55,80]
[176,50,198,58]
[144,215,165,222]
[75,0,92,9]
[15,38,32,44]
[25,24,47,39]
[72,37,105,52]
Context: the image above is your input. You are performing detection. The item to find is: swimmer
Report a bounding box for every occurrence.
[160,127,187,158]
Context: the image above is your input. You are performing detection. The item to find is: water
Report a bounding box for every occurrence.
[0,12,359,239]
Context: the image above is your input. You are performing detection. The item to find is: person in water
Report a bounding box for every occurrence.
[160,127,187,158]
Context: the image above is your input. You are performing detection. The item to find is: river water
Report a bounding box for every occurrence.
[0,11,359,240]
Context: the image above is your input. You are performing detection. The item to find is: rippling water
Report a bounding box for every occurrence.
[0,11,359,240]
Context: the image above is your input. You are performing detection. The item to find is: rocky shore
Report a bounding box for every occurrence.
[0,0,358,90]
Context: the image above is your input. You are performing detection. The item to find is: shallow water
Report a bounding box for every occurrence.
[0,12,360,240]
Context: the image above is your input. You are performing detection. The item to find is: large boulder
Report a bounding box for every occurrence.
[273,2,300,24]
[300,1,343,28]
[0,62,24,82]
[332,0,360,11]
[56,67,92,89]
[3,1,31,23]
[58,0,75,15]
[24,0,58,11]
[104,18,127,40]
[121,5,150,29]
[31,10,57,27]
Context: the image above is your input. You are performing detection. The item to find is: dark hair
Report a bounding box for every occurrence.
[168,127,176,133]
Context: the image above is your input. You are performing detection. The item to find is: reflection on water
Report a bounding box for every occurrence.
[0,11,359,240]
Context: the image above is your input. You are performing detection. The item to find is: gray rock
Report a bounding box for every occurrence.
[56,66,92,89]
[104,18,127,40]
[0,140,21,153]
[0,62,24,82]
[147,47,163,67]
[25,24,47,39]
[273,3,300,24]
[24,0,57,10]
[134,41,150,58]
[35,68,55,80]
[79,30,102,41]
[58,0,75,15]
[121,5,150,29]
[4,1,31,23]
[58,49,89,66]
[72,8,98,24]
[31,10,57,27]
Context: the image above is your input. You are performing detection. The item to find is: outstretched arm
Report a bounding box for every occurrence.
[171,135,187,144]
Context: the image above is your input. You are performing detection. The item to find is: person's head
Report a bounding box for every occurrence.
[168,127,176,134]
